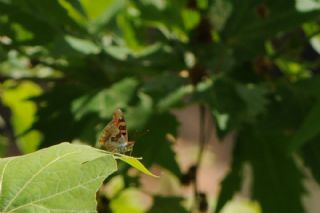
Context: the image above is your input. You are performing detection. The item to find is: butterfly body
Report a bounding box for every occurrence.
[99,109,134,154]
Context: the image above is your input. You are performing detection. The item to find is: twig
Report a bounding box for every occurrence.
[192,104,207,211]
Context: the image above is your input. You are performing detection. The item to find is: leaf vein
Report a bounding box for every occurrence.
[3,151,80,212]
[7,174,104,212]
[0,159,14,198]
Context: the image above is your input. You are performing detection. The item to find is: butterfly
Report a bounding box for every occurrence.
[98,109,134,154]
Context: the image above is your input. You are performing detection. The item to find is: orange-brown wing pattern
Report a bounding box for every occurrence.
[98,109,134,154]
[112,109,128,142]
[98,120,118,145]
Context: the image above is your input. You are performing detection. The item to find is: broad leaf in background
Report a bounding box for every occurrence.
[295,76,320,99]
[72,77,139,120]
[221,199,261,213]
[134,1,189,42]
[215,142,243,213]
[1,81,42,153]
[80,0,126,33]
[290,100,320,151]
[142,73,188,107]
[0,136,8,157]
[245,130,304,213]
[235,83,268,122]
[302,137,320,184]
[110,188,148,213]
[0,143,117,212]
[10,0,81,32]
[32,84,86,148]
[126,92,153,130]
[157,85,193,112]
[64,35,101,55]
[0,2,57,44]
[197,79,248,138]
[147,196,188,213]
[221,0,320,59]
[134,113,181,177]
[217,126,305,213]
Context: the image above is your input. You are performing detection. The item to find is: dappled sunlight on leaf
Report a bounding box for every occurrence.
[1,81,42,153]
[110,187,151,213]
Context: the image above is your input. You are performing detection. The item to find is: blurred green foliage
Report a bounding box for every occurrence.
[1,0,320,212]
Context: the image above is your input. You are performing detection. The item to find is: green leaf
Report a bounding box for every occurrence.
[126,92,153,130]
[0,142,117,212]
[222,1,320,59]
[200,79,247,138]
[65,35,100,55]
[81,0,126,32]
[110,188,147,213]
[0,2,56,44]
[296,0,320,12]
[116,154,159,178]
[1,81,42,153]
[221,199,261,213]
[117,13,142,51]
[58,0,88,26]
[249,134,304,213]
[134,1,189,42]
[143,73,187,106]
[32,84,86,148]
[215,143,243,213]
[157,85,193,112]
[72,78,139,120]
[10,0,81,30]
[134,113,181,177]
[295,76,320,99]
[290,100,320,151]
[242,128,304,213]
[302,137,320,184]
[209,0,233,32]
[181,9,200,30]
[216,123,305,213]
[147,196,187,213]
[311,36,320,55]
[235,83,268,121]
[0,134,9,157]
[64,0,87,17]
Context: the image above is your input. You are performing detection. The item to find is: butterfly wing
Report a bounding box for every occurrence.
[99,109,135,154]
[116,116,128,142]
[98,120,118,145]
